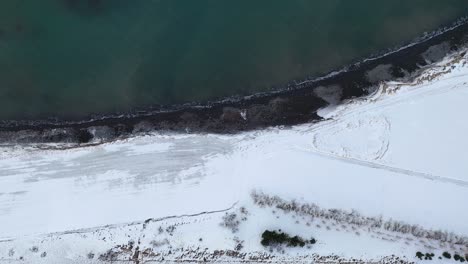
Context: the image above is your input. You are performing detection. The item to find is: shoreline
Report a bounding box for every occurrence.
[1,18,468,144]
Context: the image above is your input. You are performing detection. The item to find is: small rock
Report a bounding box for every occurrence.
[221,107,243,123]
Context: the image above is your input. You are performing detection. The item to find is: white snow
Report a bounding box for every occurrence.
[1,50,468,263]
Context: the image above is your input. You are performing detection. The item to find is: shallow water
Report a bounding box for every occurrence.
[1,0,468,120]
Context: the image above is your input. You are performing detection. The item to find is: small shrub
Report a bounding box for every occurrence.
[221,213,240,233]
[425,253,434,260]
[165,225,176,235]
[235,242,243,251]
[99,249,119,261]
[288,236,305,247]
[417,252,436,260]
[443,252,452,259]
[150,239,169,248]
[455,254,465,262]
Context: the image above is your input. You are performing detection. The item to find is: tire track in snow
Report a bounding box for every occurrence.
[0,202,238,242]
[296,147,468,188]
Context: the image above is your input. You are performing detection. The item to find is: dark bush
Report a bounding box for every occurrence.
[77,129,93,143]
[443,252,452,259]
[426,253,435,260]
[425,253,433,260]
[288,236,305,247]
[455,254,465,262]
[260,230,310,248]
[416,252,424,259]
[310,238,317,244]
[261,230,288,246]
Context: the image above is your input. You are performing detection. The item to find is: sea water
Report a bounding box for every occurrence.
[1,0,468,119]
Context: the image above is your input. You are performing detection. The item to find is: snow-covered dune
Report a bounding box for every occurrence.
[1,51,468,263]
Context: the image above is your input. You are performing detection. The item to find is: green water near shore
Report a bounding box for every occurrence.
[1,1,468,119]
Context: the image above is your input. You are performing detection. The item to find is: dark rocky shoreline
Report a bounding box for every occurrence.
[2,19,468,144]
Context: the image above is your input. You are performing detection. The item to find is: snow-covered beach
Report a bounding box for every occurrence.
[1,50,468,263]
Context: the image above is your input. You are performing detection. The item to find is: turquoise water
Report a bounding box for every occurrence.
[1,1,468,119]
